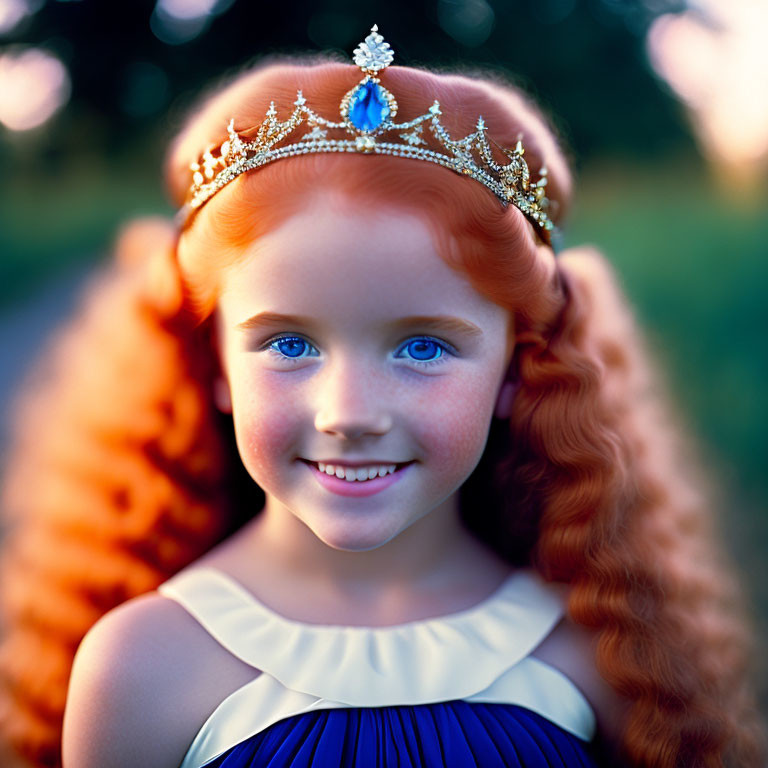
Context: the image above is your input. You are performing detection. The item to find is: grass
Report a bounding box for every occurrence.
[1,157,171,306]
[567,158,768,498]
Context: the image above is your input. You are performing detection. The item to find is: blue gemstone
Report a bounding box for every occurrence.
[348,82,390,131]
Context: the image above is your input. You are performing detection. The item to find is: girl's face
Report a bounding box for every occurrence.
[214,194,514,552]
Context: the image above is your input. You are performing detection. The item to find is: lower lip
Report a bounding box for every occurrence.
[303,461,412,497]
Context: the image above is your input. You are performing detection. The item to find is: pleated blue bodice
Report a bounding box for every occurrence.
[202,702,600,767]
[158,567,601,768]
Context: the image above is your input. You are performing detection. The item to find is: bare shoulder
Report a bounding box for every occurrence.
[62,593,201,768]
[62,590,257,768]
[532,615,630,750]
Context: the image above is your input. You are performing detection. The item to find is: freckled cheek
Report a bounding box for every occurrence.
[414,375,498,478]
[230,377,303,480]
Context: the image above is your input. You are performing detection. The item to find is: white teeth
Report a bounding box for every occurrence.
[316,462,399,481]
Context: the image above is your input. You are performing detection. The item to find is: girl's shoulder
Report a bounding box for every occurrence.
[532,615,629,751]
[62,589,259,768]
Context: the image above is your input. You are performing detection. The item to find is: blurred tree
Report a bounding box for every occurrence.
[1,0,694,163]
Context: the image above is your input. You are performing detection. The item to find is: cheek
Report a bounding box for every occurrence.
[413,373,498,476]
[229,374,302,479]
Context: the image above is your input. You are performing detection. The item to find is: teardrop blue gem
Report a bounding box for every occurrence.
[348,82,390,131]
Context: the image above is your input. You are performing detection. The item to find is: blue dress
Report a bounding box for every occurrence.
[158,567,602,767]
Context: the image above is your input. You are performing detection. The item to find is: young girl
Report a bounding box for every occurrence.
[0,26,764,768]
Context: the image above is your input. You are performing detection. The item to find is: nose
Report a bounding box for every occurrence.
[313,357,393,439]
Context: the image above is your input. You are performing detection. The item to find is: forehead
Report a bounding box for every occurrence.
[218,197,508,332]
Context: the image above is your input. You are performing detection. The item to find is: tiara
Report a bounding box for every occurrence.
[178,25,555,244]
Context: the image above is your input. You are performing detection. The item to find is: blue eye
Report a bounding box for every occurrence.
[265,335,318,361]
[395,337,452,367]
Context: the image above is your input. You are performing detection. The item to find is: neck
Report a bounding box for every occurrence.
[241,494,502,600]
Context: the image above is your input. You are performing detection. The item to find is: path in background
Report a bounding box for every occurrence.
[0,263,97,472]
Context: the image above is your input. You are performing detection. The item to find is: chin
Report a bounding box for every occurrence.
[311,520,401,553]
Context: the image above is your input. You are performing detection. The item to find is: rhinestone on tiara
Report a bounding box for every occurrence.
[179,25,555,244]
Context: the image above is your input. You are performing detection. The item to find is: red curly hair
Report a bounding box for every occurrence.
[0,60,764,767]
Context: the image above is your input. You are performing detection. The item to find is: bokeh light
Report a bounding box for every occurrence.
[0,0,41,35]
[647,0,768,187]
[0,47,70,131]
[437,0,495,48]
[150,0,235,45]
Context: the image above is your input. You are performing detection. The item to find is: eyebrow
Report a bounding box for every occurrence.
[236,312,483,339]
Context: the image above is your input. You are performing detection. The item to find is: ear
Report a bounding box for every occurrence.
[213,375,232,414]
[493,349,519,420]
[494,379,518,420]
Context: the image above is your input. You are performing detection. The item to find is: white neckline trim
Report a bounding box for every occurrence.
[203,565,524,631]
[158,565,568,707]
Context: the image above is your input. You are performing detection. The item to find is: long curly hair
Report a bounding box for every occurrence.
[0,60,764,767]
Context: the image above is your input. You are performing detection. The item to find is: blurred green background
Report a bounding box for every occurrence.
[1,0,766,716]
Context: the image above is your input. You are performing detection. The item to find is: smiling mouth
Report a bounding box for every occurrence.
[300,459,413,482]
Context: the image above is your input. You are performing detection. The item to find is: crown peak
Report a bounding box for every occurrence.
[353,24,394,73]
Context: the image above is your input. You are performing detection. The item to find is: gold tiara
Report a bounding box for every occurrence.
[178,25,555,244]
